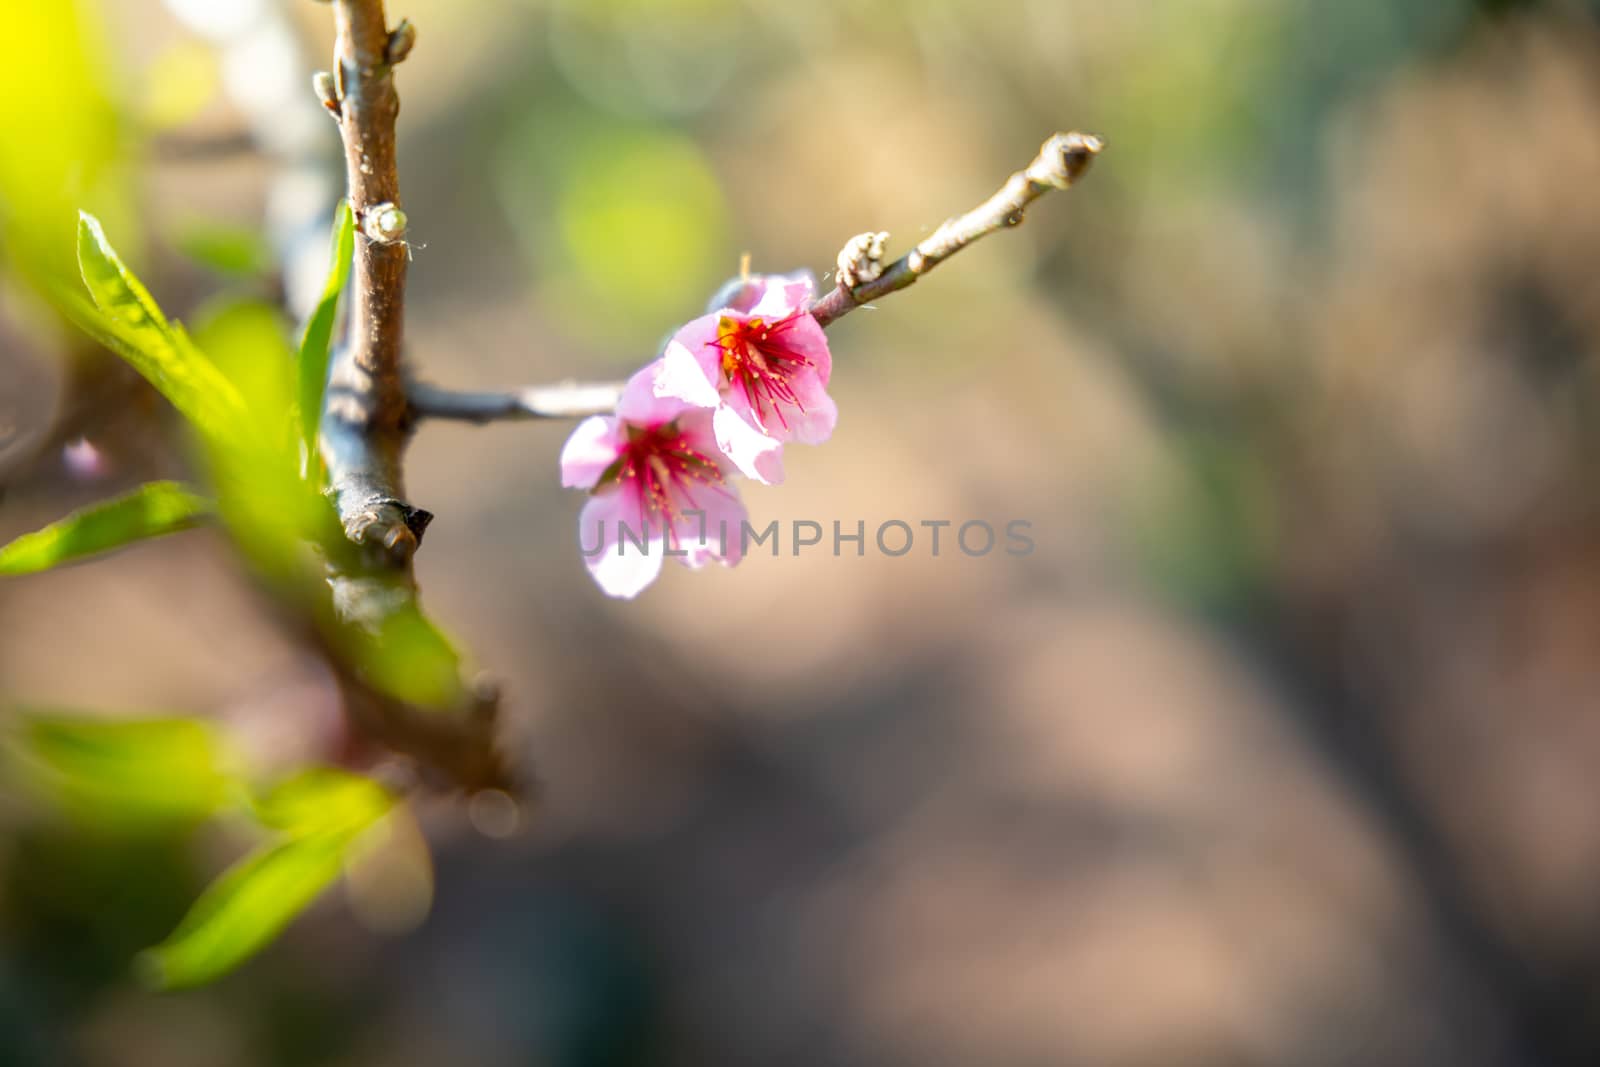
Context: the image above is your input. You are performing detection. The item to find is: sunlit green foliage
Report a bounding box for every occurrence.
[0,1,129,280]
[356,602,473,711]
[139,769,396,991]
[192,297,299,440]
[249,768,393,836]
[297,201,355,459]
[2,708,416,987]
[0,482,209,576]
[3,715,233,829]
[69,213,249,442]
[0,201,463,988]
[136,39,219,131]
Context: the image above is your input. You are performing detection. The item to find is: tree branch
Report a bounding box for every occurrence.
[300,80,1094,792]
[408,380,627,423]
[810,131,1103,329]
[311,1,510,794]
[320,0,417,561]
[399,131,1102,434]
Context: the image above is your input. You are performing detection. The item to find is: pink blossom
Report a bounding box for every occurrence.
[560,353,746,599]
[669,270,836,485]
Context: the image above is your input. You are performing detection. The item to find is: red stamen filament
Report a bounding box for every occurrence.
[709,312,813,433]
[613,423,723,547]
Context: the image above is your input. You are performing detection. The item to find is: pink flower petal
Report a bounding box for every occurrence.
[652,338,721,409]
[740,270,816,319]
[616,349,717,428]
[668,313,723,383]
[579,489,665,599]
[787,369,838,445]
[675,407,722,455]
[713,402,786,485]
[777,308,832,387]
[560,415,622,489]
[671,482,747,570]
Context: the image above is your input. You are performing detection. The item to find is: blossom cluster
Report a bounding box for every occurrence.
[559,271,836,598]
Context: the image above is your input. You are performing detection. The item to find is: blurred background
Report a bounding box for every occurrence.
[6,0,1600,1063]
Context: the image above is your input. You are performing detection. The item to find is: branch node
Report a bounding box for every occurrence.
[837,231,891,289]
[382,525,415,556]
[401,503,434,541]
[1031,131,1104,190]
[343,498,421,565]
[809,129,1103,329]
[361,202,408,243]
[385,19,416,65]
[313,70,342,116]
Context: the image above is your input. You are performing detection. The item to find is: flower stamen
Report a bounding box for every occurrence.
[709,311,815,433]
[603,421,725,548]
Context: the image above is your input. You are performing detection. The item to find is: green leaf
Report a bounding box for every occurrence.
[139,830,352,990]
[0,481,210,576]
[4,713,232,826]
[297,201,354,459]
[191,297,297,440]
[249,768,393,836]
[182,299,351,590]
[141,768,395,989]
[77,211,168,331]
[0,3,128,281]
[70,219,347,604]
[69,212,247,441]
[357,602,470,711]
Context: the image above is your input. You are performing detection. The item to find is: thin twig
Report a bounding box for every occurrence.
[401,131,1102,430]
[408,380,627,423]
[302,116,1096,792]
[810,131,1103,329]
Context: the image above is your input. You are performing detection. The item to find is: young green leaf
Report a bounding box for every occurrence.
[141,768,396,989]
[77,211,169,331]
[354,601,471,712]
[191,297,297,444]
[249,767,394,837]
[139,830,353,990]
[4,713,232,826]
[297,201,355,459]
[69,213,247,441]
[0,481,210,576]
